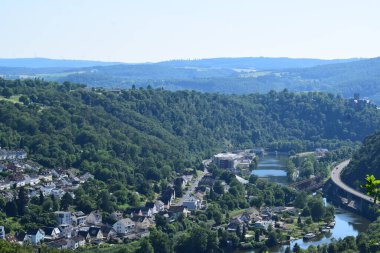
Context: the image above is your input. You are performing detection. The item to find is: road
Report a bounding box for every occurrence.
[330,159,374,203]
[176,169,207,206]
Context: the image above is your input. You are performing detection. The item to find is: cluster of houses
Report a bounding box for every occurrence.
[0,148,27,161]
[225,206,298,239]
[0,198,200,250]
[0,208,151,249]
[0,160,94,202]
[0,149,213,250]
[0,168,207,250]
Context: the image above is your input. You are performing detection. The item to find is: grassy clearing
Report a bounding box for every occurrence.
[79,241,140,253]
[0,95,22,104]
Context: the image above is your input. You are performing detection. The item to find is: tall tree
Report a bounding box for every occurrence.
[136,237,154,253]
[17,187,29,215]
[361,174,380,204]
[60,192,73,210]
[5,201,18,217]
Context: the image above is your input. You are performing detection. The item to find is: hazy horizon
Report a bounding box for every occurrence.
[0,55,370,64]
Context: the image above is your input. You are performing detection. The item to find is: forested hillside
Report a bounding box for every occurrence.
[1,78,380,197]
[342,131,380,190]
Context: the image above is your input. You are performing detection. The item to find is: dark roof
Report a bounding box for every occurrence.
[72,235,85,242]
[145,202,155,208]
[26,228,42,235]
[15,231,26,241]
[127,207,142,214]
[43,227,57,236]
[140,207,151,212]
[77,231,89,238]
[130,216,147,223]
[48,238,69,247]
[100,225,113,234]
[168,206,187,213]
[88,227,101,237]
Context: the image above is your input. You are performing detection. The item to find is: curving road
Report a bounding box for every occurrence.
[330,159,374,203]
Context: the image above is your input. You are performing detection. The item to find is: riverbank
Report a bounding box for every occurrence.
[241,155,371,253]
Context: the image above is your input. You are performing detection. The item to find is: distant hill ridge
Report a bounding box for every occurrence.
[1,56,380,103]
[0,57,124,68]
[0,56,360,69]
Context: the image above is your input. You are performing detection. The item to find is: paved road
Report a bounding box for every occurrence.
[176,169,207,206]
[330,159,373,203]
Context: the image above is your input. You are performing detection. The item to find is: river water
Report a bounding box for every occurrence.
[247,153,370,252]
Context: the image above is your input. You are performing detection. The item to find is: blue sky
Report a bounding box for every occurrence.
[0,0,379,62]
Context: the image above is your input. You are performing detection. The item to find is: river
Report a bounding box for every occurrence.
[246,153,370,252]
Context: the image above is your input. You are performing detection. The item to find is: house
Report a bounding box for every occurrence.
[42,183,56,196]
[0,163,6,172]
[110,211,123,221]
[71,236,86,249]
[101,226,117,240]
[0,180,11,190]
[55,211,72,225]
[15,231,27,244]
[127,208,143,217]
[79,172,94,183]
[182,175,193,185]
[161,187,176,208]
[88,226,103,240]
[39,173,53,182]
[29,175,40,186]
[58,224,73,238]
[168,206,189,218]
[145,202,165,215]
[227,218,244,232]
[47,238,71,250]
[260,207,273,220]
[86,210,102,225]
[145,202,158,214]
[26,228,45,245]
[0,150,7,160]
[16,150,27,160]
[0,226,5,239]
[154,200,165,212]
[131,216,152,231]
[10,173,26,187]
[254,220,274,231]
[183,198,202,211]
[43,227,61,241]
[112,218,135,235]
[140,207,153,217]
[72,211,88,226]
[76,230,91,242]
[239,211,260,224]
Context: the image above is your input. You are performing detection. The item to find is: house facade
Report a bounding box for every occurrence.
[55,211,72,225]
[26,229,45,245]
[112,218,135,234]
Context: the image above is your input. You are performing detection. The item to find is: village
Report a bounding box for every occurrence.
[0,148,335,251]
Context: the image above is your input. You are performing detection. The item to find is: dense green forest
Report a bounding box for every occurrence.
[1,78,380,197]
[342,131,380,190]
